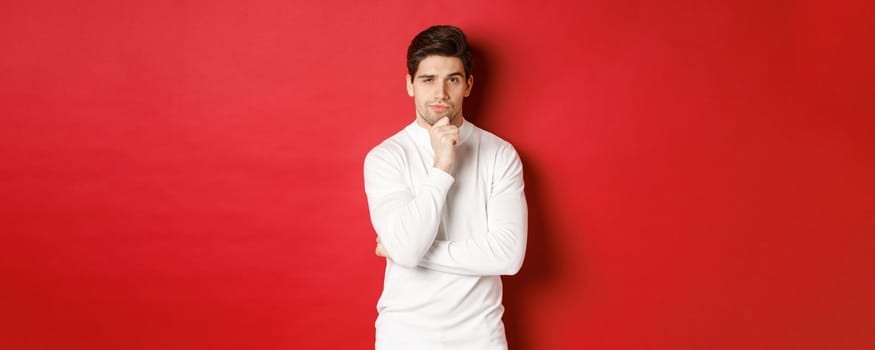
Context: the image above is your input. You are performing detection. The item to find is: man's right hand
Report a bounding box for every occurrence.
[429,117,459,173]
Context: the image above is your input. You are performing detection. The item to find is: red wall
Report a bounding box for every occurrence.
[2,1,873,349]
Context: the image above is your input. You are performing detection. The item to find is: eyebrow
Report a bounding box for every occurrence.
[417,72,465,79]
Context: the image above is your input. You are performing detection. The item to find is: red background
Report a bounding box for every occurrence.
[2,1,873,349]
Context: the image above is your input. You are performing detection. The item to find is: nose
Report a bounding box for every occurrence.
[435,82,449,100]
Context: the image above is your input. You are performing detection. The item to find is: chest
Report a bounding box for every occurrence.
[405,140,493,239]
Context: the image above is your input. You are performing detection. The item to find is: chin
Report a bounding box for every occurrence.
[419,112,455,126]
[426,116,444,125]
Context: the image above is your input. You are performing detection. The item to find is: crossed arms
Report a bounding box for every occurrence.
[363,144,527,276]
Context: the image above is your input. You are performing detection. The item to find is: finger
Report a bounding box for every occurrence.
[436,127,459,137]
[438,130,460,141]
[431,125,458,137]
[436,126,458,133]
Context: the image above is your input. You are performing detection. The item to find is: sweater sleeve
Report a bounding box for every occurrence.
[418,145,528,276]
[364,147,454,268]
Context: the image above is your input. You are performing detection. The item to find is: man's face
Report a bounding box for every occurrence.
[407,55,473,126]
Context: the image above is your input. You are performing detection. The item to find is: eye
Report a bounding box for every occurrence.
[449,77,459,83]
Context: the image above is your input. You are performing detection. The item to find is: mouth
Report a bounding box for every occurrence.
[429,105,449,112]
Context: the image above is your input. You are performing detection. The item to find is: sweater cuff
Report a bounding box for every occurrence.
[427,167,455,191]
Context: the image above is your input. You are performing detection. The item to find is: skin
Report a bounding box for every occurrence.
[376,236,388,257]
[406,55,473,173]
[376,55,474,259]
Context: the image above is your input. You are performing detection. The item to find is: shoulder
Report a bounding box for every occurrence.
[364,127,412,169]
[469,123,521,163]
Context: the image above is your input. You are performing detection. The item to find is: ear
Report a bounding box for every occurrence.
[465,74,474,97]
[406,74,414,97]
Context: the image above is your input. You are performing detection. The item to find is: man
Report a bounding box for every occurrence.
[363,25,528,350]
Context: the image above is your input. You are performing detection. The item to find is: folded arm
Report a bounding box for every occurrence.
[418,145,528,276]
[364,148,453,268]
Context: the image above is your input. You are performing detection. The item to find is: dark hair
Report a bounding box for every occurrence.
[407,25,473,79]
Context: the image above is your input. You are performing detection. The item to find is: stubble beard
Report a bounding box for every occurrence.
[418,105,458,126]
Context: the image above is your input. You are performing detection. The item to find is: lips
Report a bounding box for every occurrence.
[429,105,449,111]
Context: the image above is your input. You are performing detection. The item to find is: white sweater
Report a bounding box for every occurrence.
[364,119,528,350]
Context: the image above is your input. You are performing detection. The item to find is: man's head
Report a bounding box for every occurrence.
[407,25,473,79]
[406,25,473,127]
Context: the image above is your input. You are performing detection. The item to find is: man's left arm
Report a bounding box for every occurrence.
[417,145,528,276]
